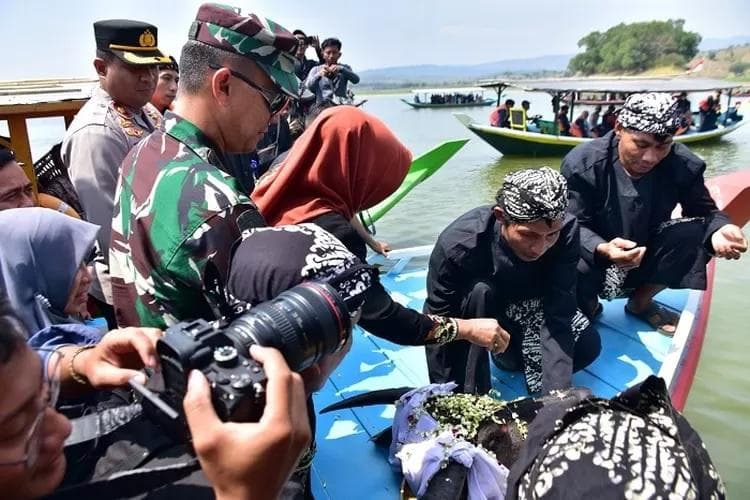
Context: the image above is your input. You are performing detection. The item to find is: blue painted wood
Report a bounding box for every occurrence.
[311,263,690,498]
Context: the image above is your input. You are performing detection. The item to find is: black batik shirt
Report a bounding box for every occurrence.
[424,206,581,391]
[561,131,731,267]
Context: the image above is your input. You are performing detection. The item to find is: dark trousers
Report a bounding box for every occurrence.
[425,281,600,395]
[578,218,710,316]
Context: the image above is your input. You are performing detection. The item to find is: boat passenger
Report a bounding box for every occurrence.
[557,105,571,136]
[600,104,617,134]
[0,149,34,210]
[489,99,514,127]
[562,93,748,335]
[149,55,179,114]
[0,208,98,336]
[424,167,601,395]
[305,37,360,106]
[571,110,590,138]
[699,95,719,131]
[62,19,169,327]
[520,100,540,132]
[253,106,509,357]
[589,105,602,135]
[109,4,300,329]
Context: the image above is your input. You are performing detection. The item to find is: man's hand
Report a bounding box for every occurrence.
[184,345,311,500]
[711,224,748,260]
[310,35,320,49]
[596,237,646,270]
[456,318,510,354]
[368,239,391,256]
[77,327,162,388]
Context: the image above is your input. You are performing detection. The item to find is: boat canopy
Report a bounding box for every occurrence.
[477,77,743,94]
[0,78,97,186]
[411,87,485,95]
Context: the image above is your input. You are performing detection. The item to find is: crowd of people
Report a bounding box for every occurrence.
[490,91,744,137]
[0,3,747,499]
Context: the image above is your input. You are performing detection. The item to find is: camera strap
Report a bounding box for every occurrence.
[202,259,236,321]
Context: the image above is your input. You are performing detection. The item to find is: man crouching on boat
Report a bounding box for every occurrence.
[562,93,747,336]
[425,167,601,396]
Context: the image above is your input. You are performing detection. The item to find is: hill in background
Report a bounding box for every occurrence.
[356,35,750,90]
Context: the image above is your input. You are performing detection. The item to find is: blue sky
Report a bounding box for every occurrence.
[2,0,749,80]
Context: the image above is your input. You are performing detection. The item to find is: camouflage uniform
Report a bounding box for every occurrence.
[110,4,300,328]
[109,113,260,328]
[63,19,170,305]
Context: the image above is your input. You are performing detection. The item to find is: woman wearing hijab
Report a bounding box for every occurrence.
[227,222,376,500]
[0,207,98,336]
[252,106,507,355]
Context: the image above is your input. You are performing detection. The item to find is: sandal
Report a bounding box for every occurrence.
[624,302,680,337]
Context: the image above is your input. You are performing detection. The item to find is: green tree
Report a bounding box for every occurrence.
[569,19,701,75]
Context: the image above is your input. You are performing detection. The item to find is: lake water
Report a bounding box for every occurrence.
[9,91,749,496]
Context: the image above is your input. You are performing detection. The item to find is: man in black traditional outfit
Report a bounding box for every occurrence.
[424,167,601,396]
[562,93,747,335]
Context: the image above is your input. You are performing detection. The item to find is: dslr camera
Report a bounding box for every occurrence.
[142,281,352,441]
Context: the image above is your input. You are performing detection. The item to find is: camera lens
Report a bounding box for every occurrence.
[222,282,350,371]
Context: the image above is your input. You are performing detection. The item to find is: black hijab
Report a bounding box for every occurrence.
[227,223,375,311]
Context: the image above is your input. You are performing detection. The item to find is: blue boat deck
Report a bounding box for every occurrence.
[311,259,688,499]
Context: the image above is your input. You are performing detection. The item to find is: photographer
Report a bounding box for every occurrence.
[292,30,323,81]
[0,292,310,500]
[227,223,378,498]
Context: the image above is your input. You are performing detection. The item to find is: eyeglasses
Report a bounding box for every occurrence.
[208,63,289,115]
[0,350,61,469]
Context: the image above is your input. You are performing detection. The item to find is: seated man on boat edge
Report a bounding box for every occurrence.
[424,167,601,396]
[562,92,748,335]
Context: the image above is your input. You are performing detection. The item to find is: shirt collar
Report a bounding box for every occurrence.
[164,111,228,171]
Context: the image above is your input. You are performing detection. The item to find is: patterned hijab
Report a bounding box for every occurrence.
[507,376,726,499]
[497,167,568,223]
[252,106,412,225]
[617,92,682,136]
[0,208,98,335]
[227,223,375,311]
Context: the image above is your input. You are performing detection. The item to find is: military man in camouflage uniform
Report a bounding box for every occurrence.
[63,20,169,321]
[110,4,300,329]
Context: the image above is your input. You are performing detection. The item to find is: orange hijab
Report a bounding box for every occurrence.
[252,106,412,225]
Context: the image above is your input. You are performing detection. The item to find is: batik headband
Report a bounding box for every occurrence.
[498,167,568,223]
[617,92,682,136]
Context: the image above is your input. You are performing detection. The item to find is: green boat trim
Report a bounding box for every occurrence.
[401,98,494,109]
[454,113,746,157]
[360,138,469,225]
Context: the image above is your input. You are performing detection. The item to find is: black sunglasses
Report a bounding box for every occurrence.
[208,63,288,115]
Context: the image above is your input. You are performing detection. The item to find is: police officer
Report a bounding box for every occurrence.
[62,20,169,324]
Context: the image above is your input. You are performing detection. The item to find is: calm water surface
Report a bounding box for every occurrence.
[8,92,749,496]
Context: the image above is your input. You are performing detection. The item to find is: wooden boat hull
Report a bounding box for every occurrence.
[401,98,494,109]
[454,112,747,156]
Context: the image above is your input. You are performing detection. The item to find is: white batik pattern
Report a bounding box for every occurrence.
[505,299,589,394]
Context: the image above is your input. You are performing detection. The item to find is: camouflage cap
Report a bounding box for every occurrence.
[188,3,300,99]
[94,19,171,66]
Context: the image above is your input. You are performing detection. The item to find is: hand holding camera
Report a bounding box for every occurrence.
[183,345,311,500]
